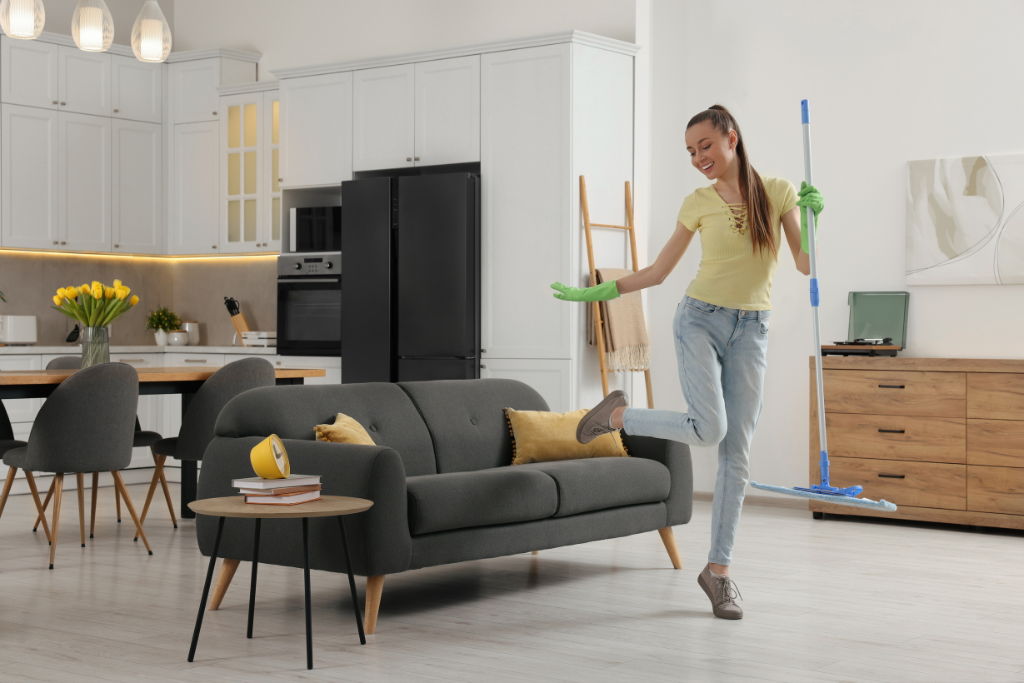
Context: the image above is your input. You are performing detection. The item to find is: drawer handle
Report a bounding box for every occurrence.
[877,429,905,434]
[878,384,905,389]
[878,473,906,479]
[184,359,208,363]
[119,359,145,362]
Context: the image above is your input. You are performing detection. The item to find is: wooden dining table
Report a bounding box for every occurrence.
[0,366,327,519]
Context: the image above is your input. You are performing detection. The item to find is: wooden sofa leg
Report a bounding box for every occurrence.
[209,558,240,610]
[365,575,384,634]
[658,527,682,569]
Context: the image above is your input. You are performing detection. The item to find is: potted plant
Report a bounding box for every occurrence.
[145,306,182,346]
[52,280,140,367]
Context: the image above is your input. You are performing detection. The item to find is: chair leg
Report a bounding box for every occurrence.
[658,527,683,570]
[209,558,240,611]
[135,461,163,542]
[0,465,16,521]
[112,471,152,555]
[76,473,86,548]
[24,471,51,543]
[114,484,121,523]
[365,575,385,635]
[90,472,98,538]
[34,479,54,533]
[155,453,177,529]
[49,474,65,569]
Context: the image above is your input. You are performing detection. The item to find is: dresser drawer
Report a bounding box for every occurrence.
[967,465,1024,515]
[825,414,965,464]
[967,373,1024,420]
[826,457,966,509]
[967,419,1024,467]
[822,370,965,418]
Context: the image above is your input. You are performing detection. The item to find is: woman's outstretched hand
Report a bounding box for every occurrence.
[796,181,824,253]
[550,280,621,302]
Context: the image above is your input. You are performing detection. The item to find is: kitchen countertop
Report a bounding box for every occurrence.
[0,345,281,355]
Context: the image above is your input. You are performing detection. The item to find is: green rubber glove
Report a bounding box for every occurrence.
[550,280,620,302]
[796,181,824,253]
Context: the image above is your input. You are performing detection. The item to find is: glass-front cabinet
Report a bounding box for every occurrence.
[219,87,280,253]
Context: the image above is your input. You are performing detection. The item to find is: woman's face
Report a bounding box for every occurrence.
[685,121,737,180]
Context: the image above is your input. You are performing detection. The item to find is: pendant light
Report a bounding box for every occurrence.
[131,1,171,63]
[0,0,45,40]
[71,0,113,52]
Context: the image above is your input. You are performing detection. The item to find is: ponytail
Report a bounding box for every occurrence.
[687,105,776,257]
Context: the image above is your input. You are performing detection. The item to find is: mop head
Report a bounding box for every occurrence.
[750,481,897,512]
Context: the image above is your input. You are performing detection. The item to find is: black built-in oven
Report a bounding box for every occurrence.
[277,252,341,356]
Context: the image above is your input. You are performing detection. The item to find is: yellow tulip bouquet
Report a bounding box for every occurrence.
[52,280,140,367]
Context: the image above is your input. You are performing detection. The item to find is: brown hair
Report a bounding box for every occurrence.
[687,105,776,257]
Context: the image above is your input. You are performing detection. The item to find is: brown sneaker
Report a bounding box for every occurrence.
[576,390,628,444]
[697,564,743,620]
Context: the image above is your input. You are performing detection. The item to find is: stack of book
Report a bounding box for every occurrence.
[232,474,322,505]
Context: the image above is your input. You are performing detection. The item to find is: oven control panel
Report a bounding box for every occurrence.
[277,252,341,277]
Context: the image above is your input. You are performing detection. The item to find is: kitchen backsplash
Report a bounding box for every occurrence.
[0,252,277,347]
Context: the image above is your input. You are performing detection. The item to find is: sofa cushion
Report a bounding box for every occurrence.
[215,383,438,476]
[518,458,671,517]
[406,468,558,535]
[399,379,549,473]
[506,407,629,465]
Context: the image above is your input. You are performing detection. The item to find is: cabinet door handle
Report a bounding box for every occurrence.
[53,240,58,245]
[878,384,905,389]
[60,241,66,245]
[212,245,217,249]
[878,473,906,479]
[406,157,412,162]
[278,178,283,182]
[213,111,218,115]
[414,156,420,161]
[480,364,486,369]
[60,102,66,106]
[114,244,119,248]
[119,359,145,363]
[113,109,119,113]
[184,359,208,363]
[878,429,905,434]
[52,100,58,105]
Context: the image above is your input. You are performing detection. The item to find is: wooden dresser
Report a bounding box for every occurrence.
[809,357,1024,530]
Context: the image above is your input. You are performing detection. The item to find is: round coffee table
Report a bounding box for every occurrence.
[187,495,373,670]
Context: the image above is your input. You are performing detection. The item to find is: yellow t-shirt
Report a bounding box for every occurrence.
[676,176,798,311]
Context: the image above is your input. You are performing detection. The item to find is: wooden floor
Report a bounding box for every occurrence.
[2,484,1023,683]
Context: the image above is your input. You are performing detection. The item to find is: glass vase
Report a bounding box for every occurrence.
[81,326,110,368]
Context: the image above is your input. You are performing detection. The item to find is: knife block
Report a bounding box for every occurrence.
[230,312,251,340]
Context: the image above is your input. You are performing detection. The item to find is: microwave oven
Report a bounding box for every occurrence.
[289,207,341,253]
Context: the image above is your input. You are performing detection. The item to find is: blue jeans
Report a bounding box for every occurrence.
[622,296,769,566]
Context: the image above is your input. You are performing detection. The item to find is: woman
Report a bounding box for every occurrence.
[551,105,823,620]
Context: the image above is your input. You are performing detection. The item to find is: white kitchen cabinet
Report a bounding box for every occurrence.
[263,91,282,252]
[480,358,571,413]
[352,64,415,172]
[59,112,112,252]
[170,59,221,124]
[0,36,58,109]
[279,72,352,188]
[0,355,42,424]
[111,55,161,123]
[112,119,162,254]
[164,352,226,367]
[480,44,573,360]
[415,55,480,166]
[170,121,220,254]
[219,92,264,253]
[58,47,110,117]
[1,104,59,249]
[267,355,341,385]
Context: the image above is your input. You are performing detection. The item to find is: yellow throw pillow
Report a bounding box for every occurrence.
[505,407,629,466]
[315,413,376,446]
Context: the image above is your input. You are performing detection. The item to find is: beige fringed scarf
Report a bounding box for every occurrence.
[587,267,650,371]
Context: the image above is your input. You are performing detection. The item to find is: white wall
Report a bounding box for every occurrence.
[173,0,634,77]
[648,0,1024,495]
[38,0,173,47]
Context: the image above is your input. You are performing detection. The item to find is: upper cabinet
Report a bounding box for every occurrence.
[0,36,59,109]
[59,112,112,252]
[279,72,352,188]
[220,92,264,253]
[58,47,111,117]
[1,104,59,248]
[111,55,161,123]
[264,91,282,251]
[352,55,480,172]
[170,59,220,123]
[171,121,220,254]
[112,119,162,254]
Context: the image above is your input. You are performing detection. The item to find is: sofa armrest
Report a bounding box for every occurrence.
[622,434,693,526]
[197,437,412,577]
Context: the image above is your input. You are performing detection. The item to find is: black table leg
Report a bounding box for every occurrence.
[247,518,261,639]
[302,517,313,670]
[180,392,197,519]
[188,516,224,662]
[337,516,366,645]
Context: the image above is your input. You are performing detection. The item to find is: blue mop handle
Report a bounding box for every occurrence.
[802,99,830,487]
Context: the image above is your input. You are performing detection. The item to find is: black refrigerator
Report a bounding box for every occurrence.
[341,173,480,383]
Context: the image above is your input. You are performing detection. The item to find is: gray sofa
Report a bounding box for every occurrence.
[196,379,693,632]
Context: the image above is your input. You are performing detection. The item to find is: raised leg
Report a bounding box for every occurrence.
[24,471,51,543]
[247,519,261,638]
[155,453,177,528]
[658,527,683,570]
[208,558,240,611]
[49,474,65,569]
[302,517,313,670]
[114,484,121,523]
[364,575,384,635]
[34,479,54,534]
[0,465,15,521]
[90,473,98,538]
[112,471,152,555]
[188,516,224,663]
[76,473,86,547]
[337,517,366,644]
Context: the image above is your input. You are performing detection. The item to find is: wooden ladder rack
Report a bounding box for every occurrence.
[580,176,654,408]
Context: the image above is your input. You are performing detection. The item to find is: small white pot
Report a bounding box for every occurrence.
[167,331,189,346]
[154,329,168,346]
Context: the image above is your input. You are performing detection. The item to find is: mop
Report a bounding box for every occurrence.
[749,100,897,513]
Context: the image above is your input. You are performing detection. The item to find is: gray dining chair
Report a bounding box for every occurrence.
[142,357,275,538]
[35,356,175,538]
[2,362,150,568]
[0,399,48,541]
